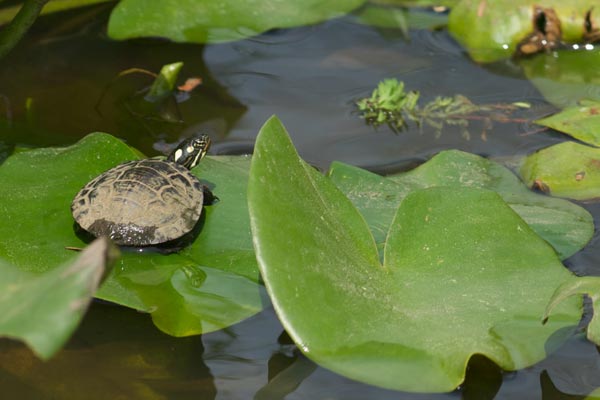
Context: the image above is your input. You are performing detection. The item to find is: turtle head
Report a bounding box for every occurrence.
[167,134,211,169]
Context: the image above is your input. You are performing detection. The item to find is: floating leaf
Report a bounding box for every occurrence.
[0,237,117,360]
[519,141,600,200]
[329,149,594,259]
[248,116,580,392]
[0,133,262,336]
[108,0,366,44]
[535,100,600,146]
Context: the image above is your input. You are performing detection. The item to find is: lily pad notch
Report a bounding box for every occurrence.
[248,115,581,392]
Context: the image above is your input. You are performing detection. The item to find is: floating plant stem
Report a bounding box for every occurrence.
[356,78,531,137]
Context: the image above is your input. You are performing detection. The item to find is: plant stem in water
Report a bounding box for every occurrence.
[0,0,50,58]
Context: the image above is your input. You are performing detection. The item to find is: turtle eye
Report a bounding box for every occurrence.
[168,135,211,168]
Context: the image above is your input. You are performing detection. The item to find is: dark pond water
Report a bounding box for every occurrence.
[1,4,600,399]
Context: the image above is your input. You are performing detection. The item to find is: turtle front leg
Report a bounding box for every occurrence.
[202,185,218,205]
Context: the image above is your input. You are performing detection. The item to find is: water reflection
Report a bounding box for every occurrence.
[0,303,217,399]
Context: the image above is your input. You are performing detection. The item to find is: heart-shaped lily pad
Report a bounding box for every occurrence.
[328,149,593,259]
[0,133,262,336]
[249,116,581,392]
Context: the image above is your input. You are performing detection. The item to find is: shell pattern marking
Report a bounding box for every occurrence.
[72,159,204,246]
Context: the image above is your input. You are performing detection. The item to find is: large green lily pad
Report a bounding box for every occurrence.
[108,0,366,44]
[328,150,593,259]
[449,0,600,63]
[249,116,580,392]
[0,133,262,336]
[519,141,600,200]
[0,237,116,360]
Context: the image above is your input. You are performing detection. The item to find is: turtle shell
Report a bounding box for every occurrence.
[71,159,204,246]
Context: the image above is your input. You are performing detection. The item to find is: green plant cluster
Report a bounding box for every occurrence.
[356,79,420,131]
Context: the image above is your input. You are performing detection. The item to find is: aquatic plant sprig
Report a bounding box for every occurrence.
[356,79,421,132]
[356,78,530,137]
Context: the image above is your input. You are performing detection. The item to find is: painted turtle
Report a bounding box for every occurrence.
[71,135,212,246]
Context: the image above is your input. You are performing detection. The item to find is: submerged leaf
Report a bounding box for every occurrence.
[249,116,580,392]
[0,133,262,336]
[0,237,117,359]
[521,50,600,108]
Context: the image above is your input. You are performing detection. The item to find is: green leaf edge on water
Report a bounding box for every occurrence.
[535,100,600,147]
[544,276,600,346]
[0,237,117,360]
[249,115,581,393]
[107,0,367,44]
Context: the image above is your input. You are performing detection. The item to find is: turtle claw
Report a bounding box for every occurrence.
[202,185,218,205]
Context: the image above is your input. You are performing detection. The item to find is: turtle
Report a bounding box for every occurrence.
[71,135,213,247]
